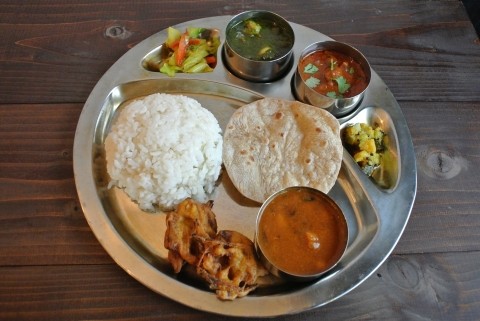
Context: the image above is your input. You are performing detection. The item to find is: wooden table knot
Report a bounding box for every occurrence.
[105,25,131,40]
[417,146,467,179]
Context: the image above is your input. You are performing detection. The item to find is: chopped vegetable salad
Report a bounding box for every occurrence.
[160,27,220,77]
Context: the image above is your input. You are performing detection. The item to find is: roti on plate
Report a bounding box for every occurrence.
[222,97,343,203]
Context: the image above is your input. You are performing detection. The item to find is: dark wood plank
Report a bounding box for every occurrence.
[0,103,111,266]
[1,251,479,320]
[394,100,480,254]
[0,1,478,104]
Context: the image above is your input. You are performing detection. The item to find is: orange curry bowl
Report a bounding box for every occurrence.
[255,186,348,281]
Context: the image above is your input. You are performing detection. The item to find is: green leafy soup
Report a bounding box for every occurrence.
[226,18,294,61]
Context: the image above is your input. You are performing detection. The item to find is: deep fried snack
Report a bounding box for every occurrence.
[164,199,217,273]
[164,199,267,300]
[196,230,268,300]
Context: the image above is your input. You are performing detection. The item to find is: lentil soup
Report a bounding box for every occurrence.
[257,187,348,276]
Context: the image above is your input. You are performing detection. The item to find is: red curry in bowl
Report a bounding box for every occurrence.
[293,41,371,117]
[298,49,368,99]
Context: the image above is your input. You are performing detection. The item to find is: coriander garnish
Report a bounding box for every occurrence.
[334,76,350,94]
[304,63,318,74]
[305,76,320,88]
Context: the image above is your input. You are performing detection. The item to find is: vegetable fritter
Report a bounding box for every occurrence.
[164,199,267,300]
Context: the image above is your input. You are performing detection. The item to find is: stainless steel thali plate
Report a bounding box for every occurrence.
[73,16,417,317]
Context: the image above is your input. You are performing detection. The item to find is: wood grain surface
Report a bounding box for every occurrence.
[1,1,479,320]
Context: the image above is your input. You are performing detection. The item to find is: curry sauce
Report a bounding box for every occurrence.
[258,187,348,276]
[298,49,368,99]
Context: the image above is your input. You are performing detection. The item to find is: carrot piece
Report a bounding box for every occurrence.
[169,39,179,50]
[205,55,216,66]
[189,38,203,45]
[176,34,188,66]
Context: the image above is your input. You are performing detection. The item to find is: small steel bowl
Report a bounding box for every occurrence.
[223,10,295,82]
[255,186,348,282]
[293,41,371,117]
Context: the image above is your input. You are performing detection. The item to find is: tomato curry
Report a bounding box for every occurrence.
[298,49,368,99]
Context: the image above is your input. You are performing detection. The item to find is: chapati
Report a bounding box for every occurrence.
[222,98,342,203]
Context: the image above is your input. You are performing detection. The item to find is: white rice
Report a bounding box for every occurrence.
[104,93,223,211]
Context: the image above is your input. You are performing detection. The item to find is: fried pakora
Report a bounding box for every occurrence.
[164,198,217,273]
[164,199,267,300]
[196,230,268,300]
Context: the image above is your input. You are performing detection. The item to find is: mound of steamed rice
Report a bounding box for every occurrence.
[104,93,223,211]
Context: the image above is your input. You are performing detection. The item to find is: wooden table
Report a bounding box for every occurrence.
[1,1,479,320]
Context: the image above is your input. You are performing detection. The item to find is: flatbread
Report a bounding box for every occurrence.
[223,98,342,203]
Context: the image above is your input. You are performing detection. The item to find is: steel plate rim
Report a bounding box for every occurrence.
[73,15,417,317]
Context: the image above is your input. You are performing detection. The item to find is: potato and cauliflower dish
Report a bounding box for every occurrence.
[343,123,385,176]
